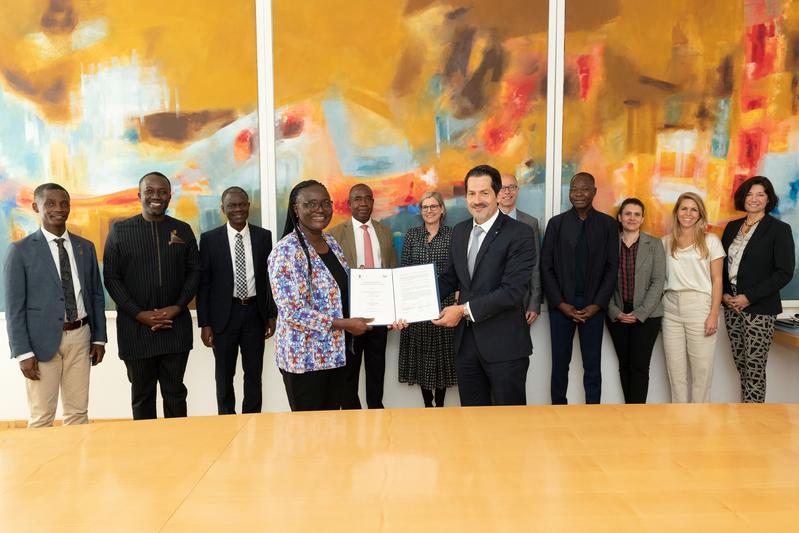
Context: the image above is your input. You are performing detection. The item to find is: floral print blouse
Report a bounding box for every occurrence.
[268,231,349,373]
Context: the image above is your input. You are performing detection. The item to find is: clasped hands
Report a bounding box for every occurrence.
[615,312,638,324]
[559,303,601,324]
[722,293,750,314]
[136,305,181,331]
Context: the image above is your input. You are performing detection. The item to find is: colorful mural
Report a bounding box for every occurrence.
[0,0,261,310]
[563,0,799,299]
[273,0,549,241]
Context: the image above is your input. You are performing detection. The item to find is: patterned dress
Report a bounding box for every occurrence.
[398,225,457,389]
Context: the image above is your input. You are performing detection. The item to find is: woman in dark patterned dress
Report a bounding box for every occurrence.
[398,191,457,407]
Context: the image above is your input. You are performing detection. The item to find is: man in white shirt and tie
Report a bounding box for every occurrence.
[4,183,107,427]
[197,187,277,414]
[329,184,398,408]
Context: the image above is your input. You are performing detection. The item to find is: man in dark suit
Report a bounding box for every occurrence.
[197,187,277,415]
[499,173,542,325]
[329,183,398,409]
[541,172,618,405]
[104,172,200,420]
[433,164,536,406]
[4,183,106,428]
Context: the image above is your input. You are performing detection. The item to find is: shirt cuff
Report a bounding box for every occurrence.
[92,342,106,346]
[15,352,35,361]
[464,302,476,322]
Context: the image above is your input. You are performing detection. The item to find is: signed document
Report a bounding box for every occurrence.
[350,264,440,325]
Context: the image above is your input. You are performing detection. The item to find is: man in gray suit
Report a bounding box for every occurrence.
[4,183,107,428]
[499,173,542,325]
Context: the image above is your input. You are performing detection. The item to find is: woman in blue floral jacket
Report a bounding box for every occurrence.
[268,180,376,411]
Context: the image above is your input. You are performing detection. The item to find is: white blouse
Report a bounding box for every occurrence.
[726,225,756,285]
[662,233,725,295]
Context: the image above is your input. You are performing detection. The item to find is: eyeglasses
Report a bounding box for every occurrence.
[420,204,441,211]
[500,185,519,193]
[299,200,333,211]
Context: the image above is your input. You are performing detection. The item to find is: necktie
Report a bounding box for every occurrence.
[234,233,248,299]
[467,226,484,277]
[54,238,78,321]
[361,224,375,268]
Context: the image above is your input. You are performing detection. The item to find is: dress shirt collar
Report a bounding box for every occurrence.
[352,217,374,230]
[227,222,250,239]
[504,207,518,220]
[41,227,70,244]
[472,207,501,233]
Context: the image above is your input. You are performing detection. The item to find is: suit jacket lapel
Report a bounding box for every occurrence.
[454,223,471,286]
[740,215,771,263]
[373,220,392,267]
[69,233,88,295]
[34,230,62,289]
[472,214,504,277]
[341,220,357,266]
[221,228,235,282]
[248,226,260,264]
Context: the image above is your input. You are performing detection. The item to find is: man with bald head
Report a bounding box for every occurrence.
[541,172,618,405]
[329,183,397,408]
[104,171,200,420]
[499,173,542,324]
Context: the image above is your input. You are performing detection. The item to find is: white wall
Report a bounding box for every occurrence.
[2,310,797,421]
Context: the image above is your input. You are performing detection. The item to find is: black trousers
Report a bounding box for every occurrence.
[606,316,662,404]
[343,326,388,409]
[124,351,189,420]
[455,325,529,406]
[281,366,346,411]
[213,302,266,415]
[550,296,604,405]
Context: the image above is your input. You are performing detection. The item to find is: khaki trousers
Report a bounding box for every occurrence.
[662,291,719,403]
[25,324,91,428]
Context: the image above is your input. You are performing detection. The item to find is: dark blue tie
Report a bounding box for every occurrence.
[55,238,78,321]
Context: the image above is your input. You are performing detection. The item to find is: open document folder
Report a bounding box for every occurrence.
[349,263,441,326]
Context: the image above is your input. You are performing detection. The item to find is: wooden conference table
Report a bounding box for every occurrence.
[2,404,798,531]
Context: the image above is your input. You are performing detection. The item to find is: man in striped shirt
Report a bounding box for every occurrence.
[103,172,200,420]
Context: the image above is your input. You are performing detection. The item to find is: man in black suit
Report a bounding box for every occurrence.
[433,164,536,406]
[197,187,277,415]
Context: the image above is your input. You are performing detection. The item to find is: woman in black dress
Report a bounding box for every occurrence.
[398,191,457,407]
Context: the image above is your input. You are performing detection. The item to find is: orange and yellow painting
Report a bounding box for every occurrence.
[273,0,549,240]
[563,0,799,299]
[0,0,261,309]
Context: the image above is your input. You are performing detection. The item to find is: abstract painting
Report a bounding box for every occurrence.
[563,0,799,299]
[273,0,549,250]
[0,0,261,310]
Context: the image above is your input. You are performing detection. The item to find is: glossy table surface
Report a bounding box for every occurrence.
[2,404,798,531]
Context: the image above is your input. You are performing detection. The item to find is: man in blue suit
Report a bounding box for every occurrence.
[4,183,107,428]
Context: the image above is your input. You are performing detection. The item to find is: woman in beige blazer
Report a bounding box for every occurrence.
[606,198,666,403]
